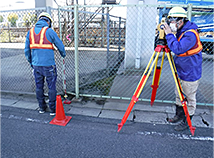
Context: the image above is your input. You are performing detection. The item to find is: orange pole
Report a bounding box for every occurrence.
[117,75,147,132]
[118,49,160,132]
[150,67,161,106]
[150,48,165,106]
[182,100,196,136]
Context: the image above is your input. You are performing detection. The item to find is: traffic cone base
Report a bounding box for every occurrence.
[50,116,72,126]
[49,95,72,126]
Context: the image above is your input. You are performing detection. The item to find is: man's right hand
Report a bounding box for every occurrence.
[163,23,172,35]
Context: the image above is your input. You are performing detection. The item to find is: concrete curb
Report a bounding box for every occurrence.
[1,92,213,129]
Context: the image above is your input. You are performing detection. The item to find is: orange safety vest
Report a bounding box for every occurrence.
[30,27,54,49]
[177,29,202,57]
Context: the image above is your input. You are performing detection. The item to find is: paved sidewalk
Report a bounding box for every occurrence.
[0,92,213,129]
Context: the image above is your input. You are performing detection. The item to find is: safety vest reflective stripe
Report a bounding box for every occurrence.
[30,27,54,49]
[30,28,35,44]
[177,29,202,57]
[40,27,46,45]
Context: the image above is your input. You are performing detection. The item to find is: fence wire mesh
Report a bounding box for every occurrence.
[0,4,213,105]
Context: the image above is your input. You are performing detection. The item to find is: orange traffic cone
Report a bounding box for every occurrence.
[49,95,72,126]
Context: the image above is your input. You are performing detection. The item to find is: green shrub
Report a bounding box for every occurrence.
[23,13,37,27]
[7,13,18,27]
[0,15,3,23]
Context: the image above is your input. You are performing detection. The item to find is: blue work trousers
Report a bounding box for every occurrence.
[33,65,57,111]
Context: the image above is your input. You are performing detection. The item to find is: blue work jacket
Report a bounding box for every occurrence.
[25,19,66,66]
[166,21,202,81]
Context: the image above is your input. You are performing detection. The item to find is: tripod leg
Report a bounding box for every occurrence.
[118,51,160,132]
[151,51,165,105]
[169,53,186,100]
[166,52,196,136]
[141,50,159,77]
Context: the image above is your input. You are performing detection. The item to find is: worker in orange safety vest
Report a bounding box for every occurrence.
[163,7,202,131]
[25,12,66,116]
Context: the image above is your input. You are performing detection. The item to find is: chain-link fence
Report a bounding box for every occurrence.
[0,4,213,106]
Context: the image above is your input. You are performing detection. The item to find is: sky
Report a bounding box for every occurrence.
[0,0,127,19]
[0,0,35,10]
[0,0,127,10]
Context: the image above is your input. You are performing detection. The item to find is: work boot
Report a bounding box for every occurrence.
[167,105,185,123]
[174,115,193,131]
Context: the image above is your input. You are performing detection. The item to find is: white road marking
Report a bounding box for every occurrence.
[2,114,49,124]
[2,114,213,141]
[137,131,214,141]
[25,117,49,124]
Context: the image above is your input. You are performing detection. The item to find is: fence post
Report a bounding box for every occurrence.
[187,3,193,21]
[46,6,51,15]
[74,4,79,99]
[101,7,105,47]
[107,12,110,74]
[118,17,121,61]
[57,7,66,96]
[8,23,11,42]
[58,7,68,98]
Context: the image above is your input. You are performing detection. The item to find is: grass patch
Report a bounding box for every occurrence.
[80,75,116,96]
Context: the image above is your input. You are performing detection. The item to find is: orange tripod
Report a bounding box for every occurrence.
[117,44,196,136]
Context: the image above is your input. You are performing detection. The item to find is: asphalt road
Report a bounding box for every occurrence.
[1,106,213,158]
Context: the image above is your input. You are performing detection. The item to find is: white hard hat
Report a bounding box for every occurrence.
[38,12,53,23]
[168,7,187,18]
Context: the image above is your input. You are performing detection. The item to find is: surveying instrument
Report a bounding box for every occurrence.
[117,17,196,136]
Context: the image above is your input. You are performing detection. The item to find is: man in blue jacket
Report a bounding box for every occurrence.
[25,12,66,115]
[163,7,202,131]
